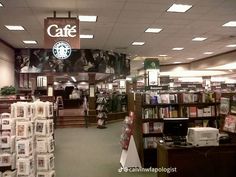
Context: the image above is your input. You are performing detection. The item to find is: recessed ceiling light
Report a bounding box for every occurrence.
[207,62,236,70]
[226,44,236,48]
[172,47,184,51]
[192,37,207,41]
[167,4,192,13]
[0,2,3,7]
[204,52,213,55]
[159,55,168,57]
[80,34,94,39]
[174,61,182,64]
[187,57,195,60]
[5,25,25,31]
[79,15,97,22]
[222,21,236,27]
[132,42,145,46]
[23,40,37,44]
[145,28,162,33]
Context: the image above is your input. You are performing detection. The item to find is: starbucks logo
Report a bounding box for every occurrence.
[52,41,71,59]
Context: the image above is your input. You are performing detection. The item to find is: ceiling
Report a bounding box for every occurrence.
[1,0,236,73]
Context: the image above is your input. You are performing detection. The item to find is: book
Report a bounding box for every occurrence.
[223,115,236,133]
[189,106,197,117]
[153,122,164,133]
[230,96,236,114]
[220,97,230,115]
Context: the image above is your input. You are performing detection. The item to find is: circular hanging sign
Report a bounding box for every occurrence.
[52,41,72,59]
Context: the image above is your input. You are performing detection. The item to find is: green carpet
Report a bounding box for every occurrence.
[54,121,156,177]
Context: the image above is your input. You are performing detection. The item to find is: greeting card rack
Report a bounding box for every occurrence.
[0,100,55,177]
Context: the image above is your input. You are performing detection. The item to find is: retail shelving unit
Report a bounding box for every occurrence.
[136,91,221,167]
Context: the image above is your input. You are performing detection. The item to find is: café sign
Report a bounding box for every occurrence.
[44,18,80,49]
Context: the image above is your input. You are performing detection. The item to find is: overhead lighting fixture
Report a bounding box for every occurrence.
[226,44,236,48]
[192,37,207,41]
[80,82,87,85]
[204,52,213,55]
[145,28,162,33]
[222,21,236,27]
[23,40,37,44]
[5,25,25,31]
[172,47,184,51]
[71,76,76,82]
[132,42,145,46]
[187,57,195,60]
[167,4,192,13]
[0,2,3,7]
[79,15,97,22]
[174,61,182,64]
[80,34,94,39]
[207,62,236,70]
[159,54,168,57]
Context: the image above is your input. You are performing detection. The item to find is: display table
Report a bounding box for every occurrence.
[157,143,236,177]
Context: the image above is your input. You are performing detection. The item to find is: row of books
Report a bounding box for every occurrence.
[143,106,216,119]
[143,107,178,119]
[181,106,217,117]
[143,122,164,134]
[144,92,216,105]
[145,93,178,105]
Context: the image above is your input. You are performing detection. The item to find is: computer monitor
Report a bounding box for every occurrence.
[163,118,189,144]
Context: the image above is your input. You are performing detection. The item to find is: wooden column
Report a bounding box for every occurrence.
[88,73,96,116]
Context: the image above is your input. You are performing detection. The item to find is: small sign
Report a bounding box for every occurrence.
[181,83,203,89]
[44,18,80,49]
[144,58,160,70]
[52,41,72,59]
[145,85,169,90]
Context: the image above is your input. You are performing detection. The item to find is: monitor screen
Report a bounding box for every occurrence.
[163,118,189,137]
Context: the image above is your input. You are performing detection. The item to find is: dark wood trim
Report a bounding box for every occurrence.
[0,38,15,50]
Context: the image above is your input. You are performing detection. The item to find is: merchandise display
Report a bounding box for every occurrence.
[96,95,109,129]
[120,115,134,150]
[0,101,55,176]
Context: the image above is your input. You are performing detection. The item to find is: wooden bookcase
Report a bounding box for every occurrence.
[135,91,221,167]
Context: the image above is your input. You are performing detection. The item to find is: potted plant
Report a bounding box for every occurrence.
[0,86,17,99]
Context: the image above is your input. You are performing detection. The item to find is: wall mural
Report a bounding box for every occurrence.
[15,49,130,75]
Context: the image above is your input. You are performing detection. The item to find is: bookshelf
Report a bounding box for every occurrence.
[139,91,220,167]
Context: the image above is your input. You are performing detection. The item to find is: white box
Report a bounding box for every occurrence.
[187,127,219,146]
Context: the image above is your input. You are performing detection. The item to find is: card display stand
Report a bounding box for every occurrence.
[120,113,141,168]
[96,96,108,129]
[0,112,16,175]
[0,100,55,176]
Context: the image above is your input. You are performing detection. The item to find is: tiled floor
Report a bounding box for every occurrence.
[54,122,156,177]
